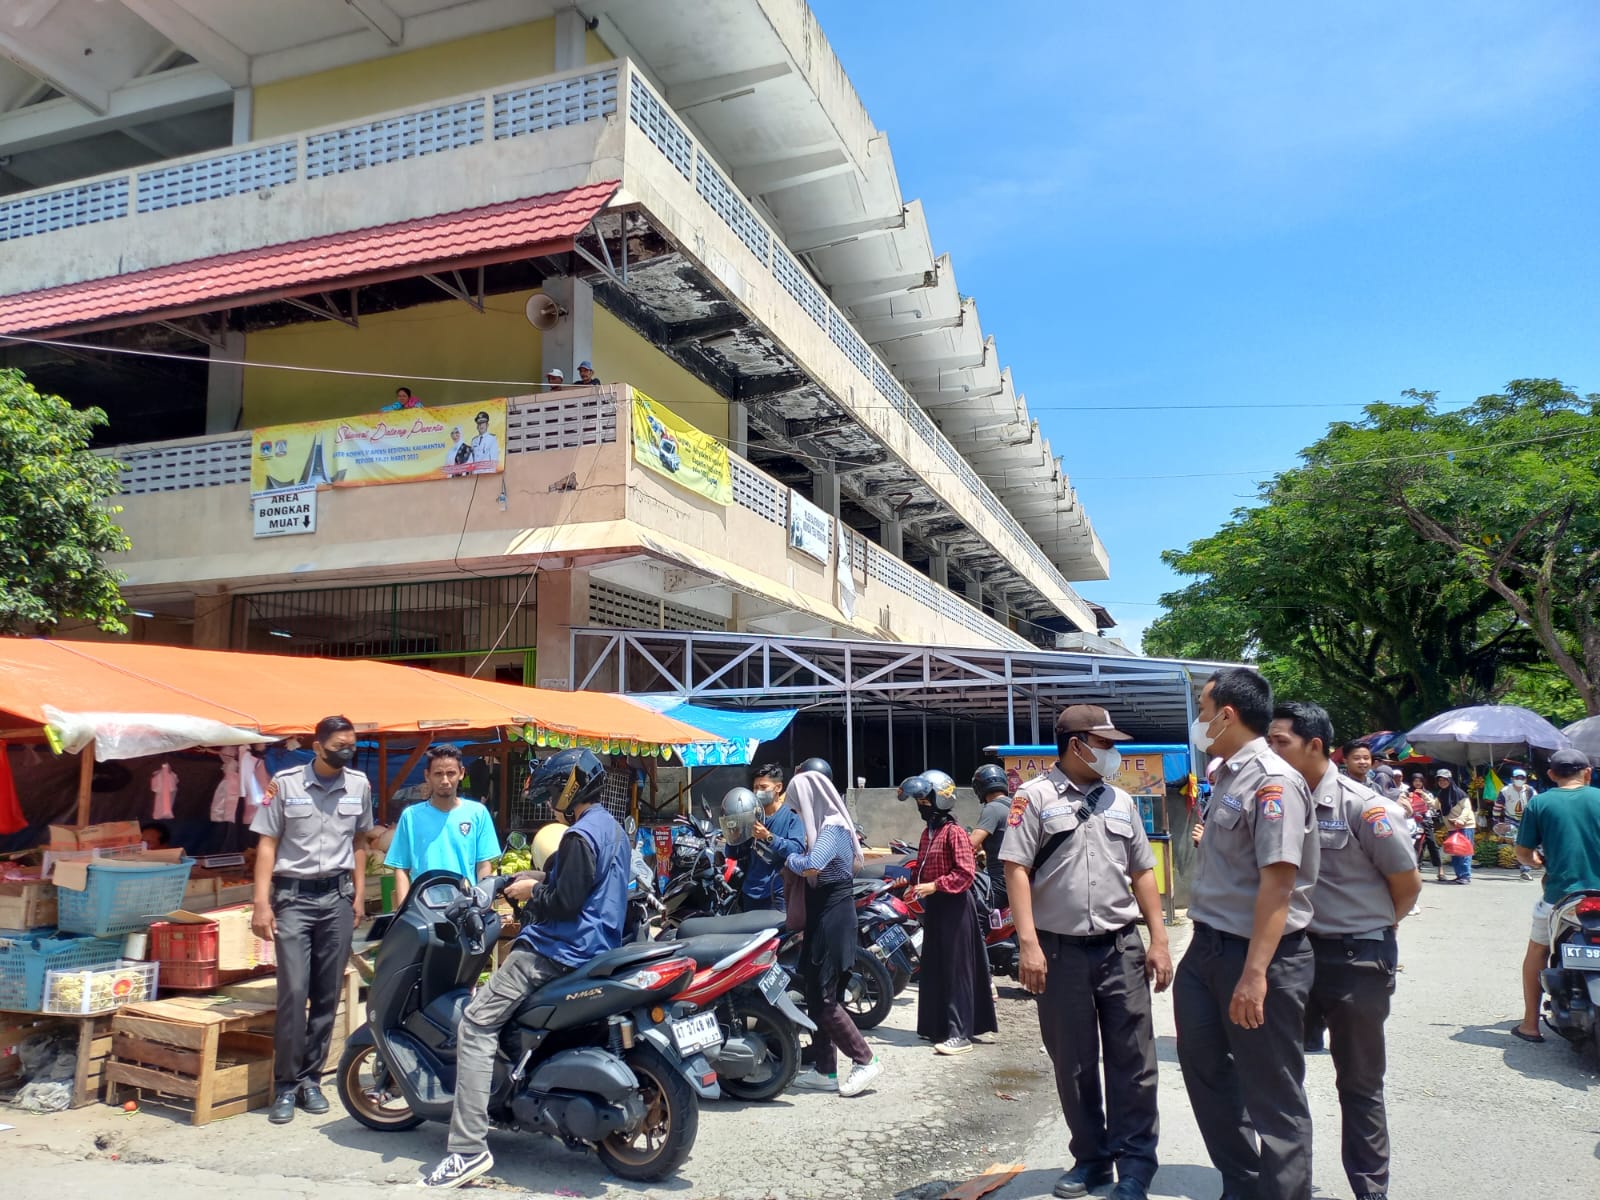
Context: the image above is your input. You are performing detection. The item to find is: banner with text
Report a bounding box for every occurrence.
[631,392,731,506]
[250,399,507,493]
[788,490,831,562]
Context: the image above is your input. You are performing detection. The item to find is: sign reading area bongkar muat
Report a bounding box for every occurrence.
[249,400,508,494]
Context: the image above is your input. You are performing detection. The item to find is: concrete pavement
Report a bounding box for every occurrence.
[1,869,1594,1198]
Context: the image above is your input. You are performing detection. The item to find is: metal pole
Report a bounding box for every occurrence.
[921,711,928,769]
[886,705,895,784]
[844,687,855,811]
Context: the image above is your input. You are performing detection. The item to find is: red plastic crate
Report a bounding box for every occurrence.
[147,921,220,991]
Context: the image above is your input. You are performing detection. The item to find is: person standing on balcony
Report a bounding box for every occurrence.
[577,360,601,385]
[468,411,499,467]
[545,368,566,391]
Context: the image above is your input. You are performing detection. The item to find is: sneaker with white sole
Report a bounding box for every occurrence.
[935,1036,974,1055]
[838,1056,882,1097]
[419,1151,493,1189]
[790,1068,838,1092]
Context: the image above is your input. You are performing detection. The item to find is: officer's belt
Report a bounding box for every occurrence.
[1308,928,1389,943]
[1041,923,1133,948]
[272,871,349,895]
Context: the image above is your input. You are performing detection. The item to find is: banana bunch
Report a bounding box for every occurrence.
[1498,845,1520,869]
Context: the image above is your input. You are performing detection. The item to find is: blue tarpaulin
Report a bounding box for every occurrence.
[626,699,798,767]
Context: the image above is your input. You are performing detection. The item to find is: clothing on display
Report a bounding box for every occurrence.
[0,749,24,835]
[150,762,178,820]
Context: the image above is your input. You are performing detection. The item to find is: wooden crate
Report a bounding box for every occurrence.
[0,1009,113,1108]
[103,997,275,1125]
[214,965,361,1072]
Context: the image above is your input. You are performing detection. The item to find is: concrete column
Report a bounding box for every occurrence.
[930,550,949,588]
[231,87,253,143]
[730,400,749,457]
[540,276,595,387]
[205,330,246,433]
[553,7,588,70]
[812,469,841,520]
[192,588,233,649]
[883,515,903,558]
[967,572,985,610]
[535,568,591,689]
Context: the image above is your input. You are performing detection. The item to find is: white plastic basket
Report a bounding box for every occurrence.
[43,958,159,1014]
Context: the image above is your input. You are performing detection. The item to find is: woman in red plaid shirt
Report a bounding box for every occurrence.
[906,772,998,1054]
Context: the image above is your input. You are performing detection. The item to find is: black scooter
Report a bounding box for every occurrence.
[1538,890,1600,1056]
[336,870,721,1182]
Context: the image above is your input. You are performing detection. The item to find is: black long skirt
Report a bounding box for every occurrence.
[916,887,998,1043]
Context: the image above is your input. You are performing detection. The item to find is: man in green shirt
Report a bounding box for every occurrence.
[1512,748,1600,1043]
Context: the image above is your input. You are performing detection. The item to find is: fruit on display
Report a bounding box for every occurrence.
[50,964,151,1011]
[498,846,533,874]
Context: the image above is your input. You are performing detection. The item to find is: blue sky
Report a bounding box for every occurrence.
[808,0,1600,648]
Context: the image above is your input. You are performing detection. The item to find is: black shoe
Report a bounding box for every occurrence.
[268,1090,296,1124]
[1111,1181,1148,1200]
[1303,1037,1326,1053]
[1053,1163,1114,1198]
[297,1082,329,1114]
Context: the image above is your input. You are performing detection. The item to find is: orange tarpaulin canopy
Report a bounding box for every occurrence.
[0,638,709,755]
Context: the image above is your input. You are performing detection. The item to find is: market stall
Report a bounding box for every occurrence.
[0,638,723,1120]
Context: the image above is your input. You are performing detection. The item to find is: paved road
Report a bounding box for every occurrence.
[2,870,1595,1198]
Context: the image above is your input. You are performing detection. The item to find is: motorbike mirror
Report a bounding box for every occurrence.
[506,831,529,852]
[624,814,638,838]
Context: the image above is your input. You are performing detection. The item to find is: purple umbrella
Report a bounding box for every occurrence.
[1406,705,1573,766]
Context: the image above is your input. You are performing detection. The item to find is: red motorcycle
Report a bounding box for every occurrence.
[668,924,814,1102]
[880,856,1019,980]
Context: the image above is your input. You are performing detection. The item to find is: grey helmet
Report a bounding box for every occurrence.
[920,769,958,811]
[719,787,760,845]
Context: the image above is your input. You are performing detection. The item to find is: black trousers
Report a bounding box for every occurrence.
[1308,932,1397,1197]
[1415,833,1443,872]
[270,880,355,1091]
[1174,923,1314,1200]
[1036,927,1158,1187]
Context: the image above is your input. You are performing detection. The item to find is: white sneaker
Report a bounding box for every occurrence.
[935,1036,973,1055]
[419,1151,493,1189]
[839,1056,882,1097]
[790,1068,837,1092]
[1409,904,1421,916]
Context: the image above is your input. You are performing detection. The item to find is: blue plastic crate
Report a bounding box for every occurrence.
[57,859,194,938]
[0,932,125,1011]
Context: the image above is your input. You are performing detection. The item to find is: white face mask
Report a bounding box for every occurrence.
[1190,712,1223,755]
[1078,743,1122,780]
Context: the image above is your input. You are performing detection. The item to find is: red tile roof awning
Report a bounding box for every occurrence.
[0,180,619,336]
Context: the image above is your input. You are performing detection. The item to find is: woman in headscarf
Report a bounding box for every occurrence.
[905,776,998,1054]
[783,770,883,1097]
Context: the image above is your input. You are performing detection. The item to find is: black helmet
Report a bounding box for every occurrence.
[972,763,1009,800]
[920,769,957,811]
[527,748,605,822]
[897,776,936,805]
[796,757,833,782]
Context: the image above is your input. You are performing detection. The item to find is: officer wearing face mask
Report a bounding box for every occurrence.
[1000,705,1173,1200]
[251,714,373,1125]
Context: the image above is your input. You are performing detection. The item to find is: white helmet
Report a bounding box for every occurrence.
[719,787,760,845]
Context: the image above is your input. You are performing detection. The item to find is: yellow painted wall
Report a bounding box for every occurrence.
[593,306,730,440]
[252,22,614,139]
[243,293,543,426]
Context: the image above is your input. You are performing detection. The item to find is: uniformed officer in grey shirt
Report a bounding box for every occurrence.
[1268,702,1420,1200]
[250,715,373,1124]
[1002,705,1173,1200]
[1173,668,1319,1200]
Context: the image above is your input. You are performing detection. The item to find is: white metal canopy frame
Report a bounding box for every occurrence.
[571,628,1215,786]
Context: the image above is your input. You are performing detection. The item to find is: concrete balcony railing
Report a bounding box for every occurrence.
[103,387,1032,652]
[3,55,1096,630]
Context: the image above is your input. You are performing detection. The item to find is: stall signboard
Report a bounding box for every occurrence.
[1001,750,1166,799]
[631,392,732,505]
[250,400,507,493]
[788,490,831,562]
[252,487,317,538]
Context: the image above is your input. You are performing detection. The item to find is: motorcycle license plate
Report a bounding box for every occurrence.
[1560,942,1600,970]
[874,925,909,957]
[671,1010,722,1056]
[911,927,925,954]
[758,962,789,1002]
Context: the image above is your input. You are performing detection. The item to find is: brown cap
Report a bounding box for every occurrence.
[1054,704,1132,743]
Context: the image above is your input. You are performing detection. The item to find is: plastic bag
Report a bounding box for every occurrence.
[1442,831,1473,857]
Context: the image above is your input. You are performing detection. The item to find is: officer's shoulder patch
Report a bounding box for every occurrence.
[1260,797,1284,821]
[261,779,278,806]
[1256,782,1284,805]
[1371,817,1394,838]
[1006,790,1030,827]
[1361,805,1388,825]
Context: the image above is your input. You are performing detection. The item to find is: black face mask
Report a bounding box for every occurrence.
[321,745,356,768]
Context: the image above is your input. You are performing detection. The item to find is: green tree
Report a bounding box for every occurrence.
[1315,380,1600,714]
[1146,395,1547,735]
[0,369,130,633]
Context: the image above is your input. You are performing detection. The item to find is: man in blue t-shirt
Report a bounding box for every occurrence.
[1512,748,1600,1043]
[385,745,501,906]
[729,763,806,911]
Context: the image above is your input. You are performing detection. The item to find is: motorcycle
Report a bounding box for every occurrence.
[337,870,719,1182]
[882,856,1019,980]
[1538,890,1600,1054]
[853,876,922,996]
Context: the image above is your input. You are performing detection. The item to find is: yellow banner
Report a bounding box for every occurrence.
[250,400,507,493]
[631,392,732,506]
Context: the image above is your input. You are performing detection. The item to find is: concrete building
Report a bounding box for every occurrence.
[0,1,1113,692]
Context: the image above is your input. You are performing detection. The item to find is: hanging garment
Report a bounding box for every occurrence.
[240,747,269,825]
[150,763,179,820]
[0,748,25,835]
[210,747,242,823]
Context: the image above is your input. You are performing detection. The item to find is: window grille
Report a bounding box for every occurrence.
[305,101,485,178]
